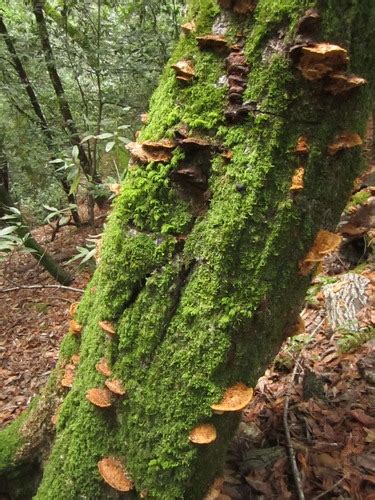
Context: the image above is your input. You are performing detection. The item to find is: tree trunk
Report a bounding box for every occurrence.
[1,0,375,498]
[31,0,102,189]
[0,14,81,226]
[0,184,72,285]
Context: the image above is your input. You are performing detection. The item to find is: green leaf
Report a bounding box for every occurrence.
[96,132,114,140]
[105,141,115,153]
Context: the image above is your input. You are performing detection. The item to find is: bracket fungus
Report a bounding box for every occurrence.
[69,319,82,335]
[181,21,196,35]
[196,35,229,54]
[171,60,196,83]
[325,73,367,95]
[98,457,134,492]
[189,423,217,444]
[70,354,80,366]
[105,378,127,396]
[290,167,305,192]
[211,383,253,413]
[286,315,306,339]
[299,230,342,276]
[295,43,349,81]
[224,44,250,123]
[126,141,173,164]
[327,132,363,155]
[294,136,310,155]
[68,302,79,318]
[99,320,116,336]
[96,357,112,377]
[61,364,75,388]
[140,112,148,124]
[86,388,112,408]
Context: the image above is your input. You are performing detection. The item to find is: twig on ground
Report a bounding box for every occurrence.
[0,284,84,293]
[312,477,345,499]
[283,316,325,500]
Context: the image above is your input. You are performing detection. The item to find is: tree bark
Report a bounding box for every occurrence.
[31,0,102,188]
[0,14,81,226]
[0,184,72,285]
[1,0,375,498]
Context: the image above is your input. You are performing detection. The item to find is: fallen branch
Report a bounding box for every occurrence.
[283,317,325,500]
[0,283,84,293]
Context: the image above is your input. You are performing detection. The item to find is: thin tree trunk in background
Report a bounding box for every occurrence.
[0,14,81,226]
[1,0,375,498]
[31,0,102,187]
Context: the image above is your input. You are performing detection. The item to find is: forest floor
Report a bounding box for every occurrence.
[0,178,374,498]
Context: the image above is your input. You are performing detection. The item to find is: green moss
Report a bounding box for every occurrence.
[34,0,375,498]
[0,412,28,472]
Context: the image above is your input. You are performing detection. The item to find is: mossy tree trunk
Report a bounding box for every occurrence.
[1,0,375,498]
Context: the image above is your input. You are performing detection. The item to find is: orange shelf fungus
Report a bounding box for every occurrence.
[105,378,127,396]
[296,43,349,81]
[96,357,112,377]
[204,477,225,500]
[98,457,134,492]
[180,21,196,35]
[69,319,82,335]
[327,132,363,155]
[211,383,253,413]
[68,302,79,318]
[290,167,305,192]
[196,35,228,54]
[142,139,176,151]
[294,136,310,155]
[140,112,148,124]
[126,141,173,164]
[180,136,212,149]
[86,388,112,408]
[325,73,367,95]
[70,354,80,366]
[99,321,116,336]
[189,423,217,444]
[108,183,121,196]
[299,230,342,276]
[61,364,75,388]
[171,60,195,83]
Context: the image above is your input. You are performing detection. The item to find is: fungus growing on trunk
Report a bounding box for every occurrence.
[189,423,217,444]
[299,230,342,275]
[295,43,349,81]
[286,315,306,338]
[68,302,78,318]
[61,364,75,388]
[126,142,173,164]
[224,42,250,123]
[171,60,195,83]
[196,34,229,54]
[211,383,253,413]
[181,21,196,35]
[218,0,257,14]
[70,354,80,366]
[294,136,310,155]
[86,388,112,408]
[325,73,367,95]
[327,132,363,155]
[95,358,112,377]
[105,378,127,396]
[69,319,82,335]
[98,457,134,492]
[290,167,305,192]
[140,112,148,124]
[99,320,116,336]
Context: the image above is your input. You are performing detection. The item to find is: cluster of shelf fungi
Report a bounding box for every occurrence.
[55,1,368,495]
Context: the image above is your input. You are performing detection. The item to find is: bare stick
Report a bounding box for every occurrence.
[0,284,84,293]
[312,477,345,499]
[283,317,325,500]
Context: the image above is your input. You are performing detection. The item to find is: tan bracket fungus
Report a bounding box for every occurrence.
[189,423,217,444]
[95,357,112,377]
[68,302,79,318]
[86,388,112,408]
[98,320,116,336]
[327,132,363,155]
[126,142,174,164]
[181,21,196,35]
[171,60,196,83]
[296,43,349,81]
[61,363,76,388]
[294,136,310,155]
[105,378,127,396]
[98,457,134,492]
[196,35,229,54]
[211,383,253,413]
[69,319,82,335]
[299,229,342,276]
[290,167,304,192]
[325,73,367,95]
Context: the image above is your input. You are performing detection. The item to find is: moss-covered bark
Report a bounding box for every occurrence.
[2,0,375,498]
